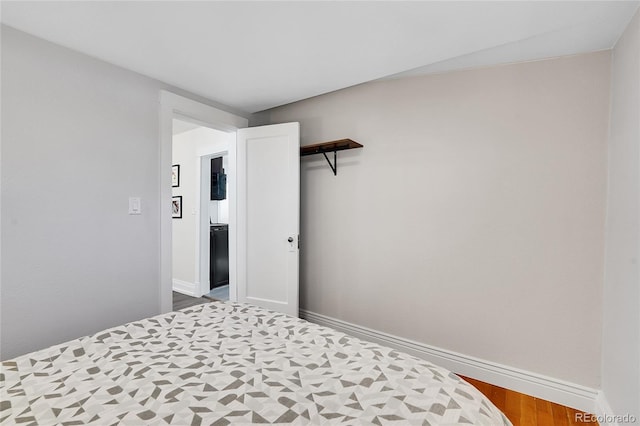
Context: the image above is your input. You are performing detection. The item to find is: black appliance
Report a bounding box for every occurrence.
[211,157,227,200]
[210,224,229,289]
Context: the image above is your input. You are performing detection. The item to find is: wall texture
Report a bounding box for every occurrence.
[0,26,239,359]
[255,52,611,388]
[602,8,640,420]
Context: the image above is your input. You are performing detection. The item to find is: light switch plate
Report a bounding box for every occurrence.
[128,197,141,215]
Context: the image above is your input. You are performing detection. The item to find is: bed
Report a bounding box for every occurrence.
[1,302,511,425]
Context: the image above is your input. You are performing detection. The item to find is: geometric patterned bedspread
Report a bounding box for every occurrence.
[1,302,512,425]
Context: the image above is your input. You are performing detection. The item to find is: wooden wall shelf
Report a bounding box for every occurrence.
[300,139,363,175]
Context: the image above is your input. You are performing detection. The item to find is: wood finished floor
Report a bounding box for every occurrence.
[171,293,597,425]
[460,376,598,426]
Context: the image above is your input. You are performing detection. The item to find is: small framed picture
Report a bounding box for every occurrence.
[171,164,180,187]
[172,196,182,219]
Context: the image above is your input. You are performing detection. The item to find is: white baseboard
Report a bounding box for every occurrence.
[300,309,599,414]
[595,392,620,426]
[172,279,199,297]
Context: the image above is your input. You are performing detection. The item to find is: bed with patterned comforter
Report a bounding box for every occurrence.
[1,302,511,425]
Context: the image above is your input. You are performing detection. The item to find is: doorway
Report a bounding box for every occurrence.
[160,91,300,317]
[200,153,230,301]
[171,118,233,301]
[160,91,248,313]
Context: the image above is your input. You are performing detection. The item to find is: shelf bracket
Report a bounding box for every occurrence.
[299,138,363,176]
[322,151,338,175]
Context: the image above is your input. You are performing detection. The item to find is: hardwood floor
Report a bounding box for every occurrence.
[172,291,215,311]
[460,376,598,426]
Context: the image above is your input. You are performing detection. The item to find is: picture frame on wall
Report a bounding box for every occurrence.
[172,196,182,219]
[171,164,180,187]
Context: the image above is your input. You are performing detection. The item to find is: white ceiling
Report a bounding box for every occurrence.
[2,1,638,114]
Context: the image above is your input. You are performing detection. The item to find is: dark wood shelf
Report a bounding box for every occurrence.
[300,139,363,156]
[300,139,363,175]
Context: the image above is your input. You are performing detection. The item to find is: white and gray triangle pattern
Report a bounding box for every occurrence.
[1,302,512,425]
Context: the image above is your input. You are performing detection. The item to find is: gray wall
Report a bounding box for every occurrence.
[0,26,241,359]
[602,9,640,420]
[254,51,611,388]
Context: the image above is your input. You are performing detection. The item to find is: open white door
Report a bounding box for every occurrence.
[236,122,299,316]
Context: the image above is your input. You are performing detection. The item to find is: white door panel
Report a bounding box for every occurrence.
[237,122,299,316]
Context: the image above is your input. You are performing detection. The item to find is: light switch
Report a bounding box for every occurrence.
[128,197,141,215]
